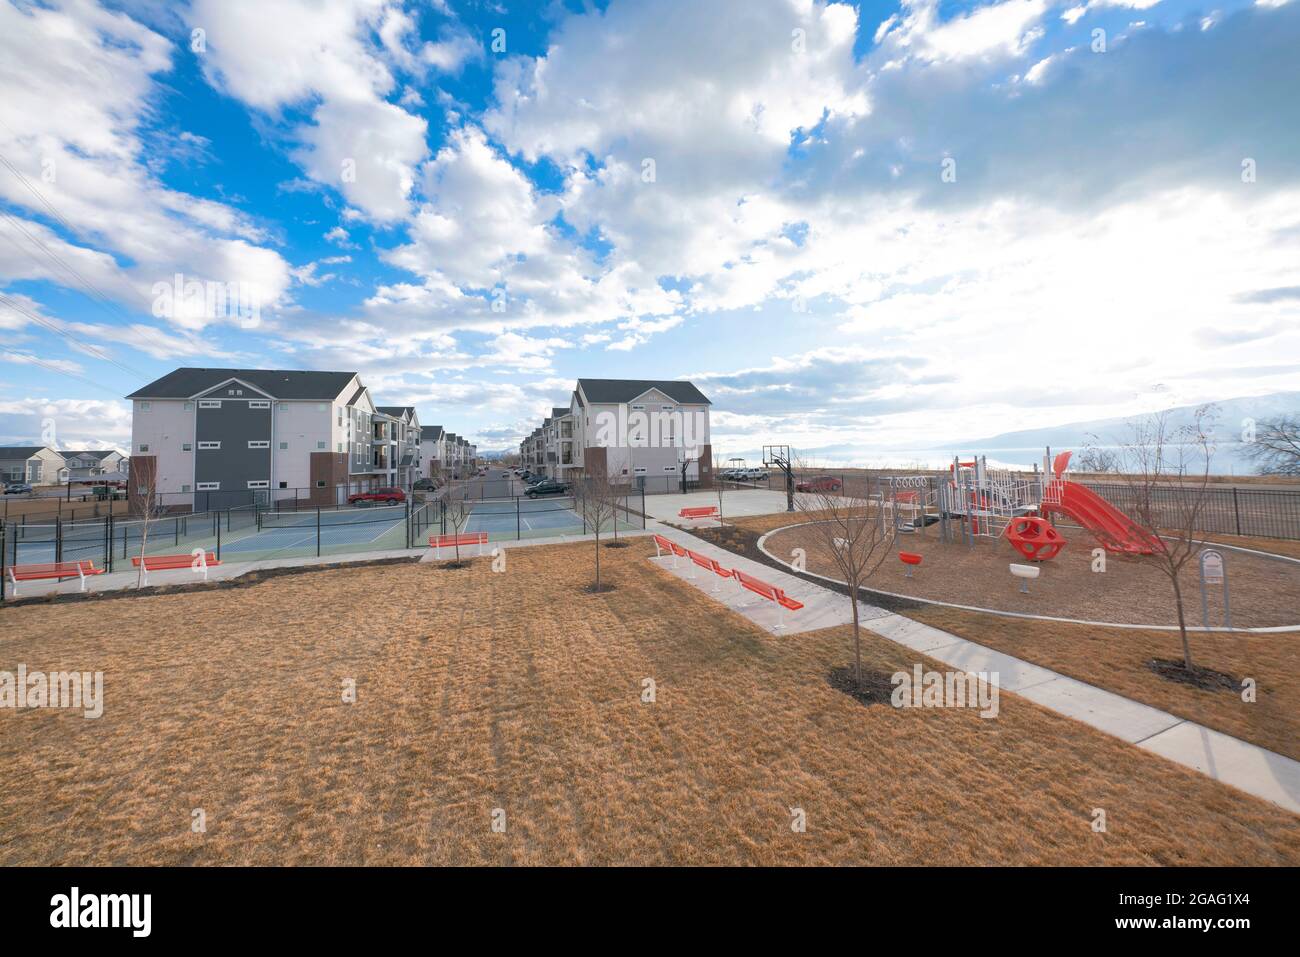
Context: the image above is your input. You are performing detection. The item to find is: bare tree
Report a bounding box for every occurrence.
[1113,406,1218,671]
[128,462,164,589]
[1240,415,1300,477]
[439,476,474,564]
[1074,437,1119,474]
[795,474,891,690]
[574,470,621,591]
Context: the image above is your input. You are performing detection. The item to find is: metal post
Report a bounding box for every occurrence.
[107,514,114,573]
[0,524,6,603]
[1232,487,1242,536]
[316,507,321,557]
[55,516,62,564]
[216,520,221,561]
[516,497,522,540]
[405,498,411,550]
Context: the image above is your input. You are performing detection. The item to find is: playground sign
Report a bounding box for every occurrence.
[1198,549,1231,629]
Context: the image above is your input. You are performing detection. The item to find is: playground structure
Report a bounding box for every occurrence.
[882,448,1160,559]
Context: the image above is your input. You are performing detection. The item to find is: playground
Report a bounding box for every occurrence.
[758,449,1300,630]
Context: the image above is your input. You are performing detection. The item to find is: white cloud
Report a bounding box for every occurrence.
[191,0,431,222]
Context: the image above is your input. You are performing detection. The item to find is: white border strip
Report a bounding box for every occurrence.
[755,522,1300,634]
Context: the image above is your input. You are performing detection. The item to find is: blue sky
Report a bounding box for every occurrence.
[1,0,1298,461]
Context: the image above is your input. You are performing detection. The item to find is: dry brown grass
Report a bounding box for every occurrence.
[1,539,1296,866]
[905,605,1300,762]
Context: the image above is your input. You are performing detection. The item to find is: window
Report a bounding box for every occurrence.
[631,404,645,411]
[196,482,220,491]
[199,399,221,409]
[279,481,288,489]
[278,403,288,412]
[338,442,344,453]
[634,466,647,474]
[279,441,288,450]
[248,440,269,449]
[138,443,150,452]
[183,401,193,411]
[315,479,327,489]
[316,441,326,450]
[197,441,221,450]
[182,443,192,452]
[181,484,191,493]
[249,400,270,409]
[247,480,269,489]
[663,466,676,472]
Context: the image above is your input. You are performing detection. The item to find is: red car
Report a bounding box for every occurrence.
[347,486,406,506]
[795,476,843,492]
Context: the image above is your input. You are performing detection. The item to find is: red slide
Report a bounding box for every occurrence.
[1041,481,1162,555]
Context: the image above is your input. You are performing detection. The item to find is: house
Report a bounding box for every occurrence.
[570,379,713,486]
[0,446,66,486]
[61,449,128,483]
[127,367,401,508]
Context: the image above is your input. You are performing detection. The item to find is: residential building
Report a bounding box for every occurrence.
[0,446,66,486]
[567,379,713,486]
[375,406,421,488]
[61,449,128,483]
[420,425,445,477]
[127,367,397,507]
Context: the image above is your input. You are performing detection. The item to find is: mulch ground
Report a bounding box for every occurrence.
[761,522,1300,628]
[3,538,1297,865]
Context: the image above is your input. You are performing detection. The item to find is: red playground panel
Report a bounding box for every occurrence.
[1005,516,1066,562]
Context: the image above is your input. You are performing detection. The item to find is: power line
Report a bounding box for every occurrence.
[0,290,144,380]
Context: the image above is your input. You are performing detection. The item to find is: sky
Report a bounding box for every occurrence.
[0,0,1297,463]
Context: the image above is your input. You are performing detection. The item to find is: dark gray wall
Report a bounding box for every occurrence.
[195,398,272,491]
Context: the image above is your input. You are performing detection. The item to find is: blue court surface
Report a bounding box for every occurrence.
[221,507,407,555]
[461,497,585,535]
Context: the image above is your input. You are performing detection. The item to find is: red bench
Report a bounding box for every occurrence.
[678,505,720,523]
[652,534,679,563]
[131,551,220,584]
[429,531,488,558]
[733,568,804,622]
[6,560,104,595]
[686,548,734,593]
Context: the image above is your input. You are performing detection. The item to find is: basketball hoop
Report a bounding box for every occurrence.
[762,445,795,512]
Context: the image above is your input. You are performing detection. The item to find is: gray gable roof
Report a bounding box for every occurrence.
[577,378,711,405]
[127,368,358,400]
[421,425,444,441]
[376,405,416,419]
[0,446,58,460]
[551,406,571,419]
[61,450,118,460]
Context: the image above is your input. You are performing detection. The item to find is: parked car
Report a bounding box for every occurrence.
[526,479,571,498]
[3,482,32,495]
[412,477,436,491]
[347,487,406,506]
[796,476,843,493]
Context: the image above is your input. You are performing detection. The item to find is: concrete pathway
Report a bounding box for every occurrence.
[647,522,867,635]
[647,525,1300,816]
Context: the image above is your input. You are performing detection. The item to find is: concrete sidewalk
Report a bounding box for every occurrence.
[646,525,1300,816]
[647,522,870,635]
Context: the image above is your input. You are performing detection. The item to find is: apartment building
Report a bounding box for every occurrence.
[420,425,445,477]
[522,379,712,487]
[0,446,66,485]
[375,406,422,488]
[127,367,414,507]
